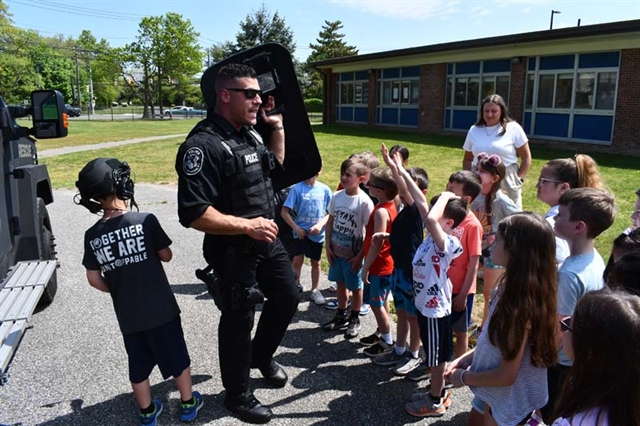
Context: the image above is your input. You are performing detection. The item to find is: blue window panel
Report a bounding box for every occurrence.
[376,107,381,123]
[382,68,400,79]
[579,52,620,69]
[447,64,453,75]
[523,112,532,134]
[355,71,369,80]
[377,70,382,79]
[445,109,451,128]
[400,109,418,126]
[451,110,477,130]
[483,59,511,73]
[539,55,574,70]
[354,107,368,123]
[572,115,613,142]
[339,107,354,121]
[340,72,354,81]
[401,66,420,78]
[534,113,570,138]
[528,57,536,71]
[456,61,481,74]
[381,108,399,125]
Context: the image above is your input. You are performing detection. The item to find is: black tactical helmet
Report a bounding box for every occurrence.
[75,158,134,213]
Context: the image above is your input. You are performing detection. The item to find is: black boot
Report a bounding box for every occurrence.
[224,390,273,424]
[252,360,288,387]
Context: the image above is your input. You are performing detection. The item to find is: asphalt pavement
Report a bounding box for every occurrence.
[0,184,473,425]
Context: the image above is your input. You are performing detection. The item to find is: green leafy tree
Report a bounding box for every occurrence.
[305,20,358,99]
[234,5,296,55]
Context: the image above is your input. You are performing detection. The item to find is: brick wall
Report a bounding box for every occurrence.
[509,60,526,123]
[418,64,446,133]
[323,70,336,124]
[611,48,640,155]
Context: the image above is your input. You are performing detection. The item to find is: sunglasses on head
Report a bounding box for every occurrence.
[560,316,572,332]
[477,152,501,167]
[225,88,262,99]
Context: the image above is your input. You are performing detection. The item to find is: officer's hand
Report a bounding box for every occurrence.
[260,95,283,128]
[248,217,279,243]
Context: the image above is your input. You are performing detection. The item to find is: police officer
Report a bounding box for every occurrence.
[175,63,299,424]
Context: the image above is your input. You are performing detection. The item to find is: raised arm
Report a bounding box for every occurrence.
[382,143,414,206]
[260,95,285,164]
[426,191,458,251]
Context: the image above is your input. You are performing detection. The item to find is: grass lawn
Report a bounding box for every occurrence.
[42,123,639,324]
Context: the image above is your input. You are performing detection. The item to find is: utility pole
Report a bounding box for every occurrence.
[74,47,81,108]
[550,10,561,30]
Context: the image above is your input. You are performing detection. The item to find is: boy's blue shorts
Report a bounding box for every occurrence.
[391,269,417,316]
[367,275,392,308]
[123,316,190,384]
[328,257,363,291]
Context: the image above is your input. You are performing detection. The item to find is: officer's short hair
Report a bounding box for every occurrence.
[215,63,257,96]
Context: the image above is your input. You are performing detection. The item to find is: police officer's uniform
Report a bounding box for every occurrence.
[175,113,299,398]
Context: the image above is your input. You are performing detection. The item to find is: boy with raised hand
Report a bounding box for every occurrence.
[401,183,466,417]
[371,144,428,376]
[540,187,616,422]
[281,170,333,305]
[359,167,398,345]
[76,158,203,426]
[323,158,374,335]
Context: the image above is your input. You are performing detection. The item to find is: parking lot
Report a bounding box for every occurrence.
[0,184,472,425]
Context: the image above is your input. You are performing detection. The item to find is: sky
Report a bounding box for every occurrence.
[5,0,640,61]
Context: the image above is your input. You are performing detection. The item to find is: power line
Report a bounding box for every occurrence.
[7,0,143,21]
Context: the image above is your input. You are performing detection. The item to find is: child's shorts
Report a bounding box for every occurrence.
[367,275,392,308]
[471,396,487,414]
[450,294,475,333]
[417,313,453,367]
[293,237,323,261]
[328,257,363,291]
[391,269,417,316]
[123,316,191,384]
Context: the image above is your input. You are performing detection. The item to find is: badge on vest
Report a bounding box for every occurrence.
[243,152,260,167]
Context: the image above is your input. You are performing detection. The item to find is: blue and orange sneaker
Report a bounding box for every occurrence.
[180,391,204,422]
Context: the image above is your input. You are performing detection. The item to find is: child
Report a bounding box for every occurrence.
[389,144,410,167]
[541,187,616,422]
[445,212,558,426]
[401,186,467,418]
[76,158,203,425]
[370,145,427,376]
[360,167,398,345]
[535,154,606,266]
[552,289,640,426]
[323,158,374,336]
[281,171,333,305]
[602,227,640,282]
[608,251,640,296]
[472,153,520,334]
[632,188,640,229]
[444,170,484,360]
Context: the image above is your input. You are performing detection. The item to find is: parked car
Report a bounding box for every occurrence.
[164,106,206,118]
[64,104,81,117]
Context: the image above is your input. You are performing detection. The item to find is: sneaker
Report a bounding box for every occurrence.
[363,339,394,358]
[344,316,361,339]
[180,391,204,422]
[310,289,325,305]
[322,313,349,331]
[140,399,163,426]
[405,397,446,418]
[442,390,452,409]
[327,283,338,293]
[373,350,405,366]
[325,299,350,310]
[469,327,482,346]
[410,390,452,406]
[406,363,431,382]
[359,303,371,316]
[359,330,381,347]
[394,354,423,376]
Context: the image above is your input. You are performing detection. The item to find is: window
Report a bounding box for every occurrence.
[377,67,421,127]
[595,72,616,110]
[339,81,368,105]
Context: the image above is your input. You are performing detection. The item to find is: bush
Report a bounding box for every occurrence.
[304,98,323,113]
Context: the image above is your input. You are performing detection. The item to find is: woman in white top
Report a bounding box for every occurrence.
[462,94,532,208]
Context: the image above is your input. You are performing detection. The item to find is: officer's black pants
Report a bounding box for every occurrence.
[209,237,299,396]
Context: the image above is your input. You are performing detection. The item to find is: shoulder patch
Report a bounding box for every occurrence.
[183,147,204,176]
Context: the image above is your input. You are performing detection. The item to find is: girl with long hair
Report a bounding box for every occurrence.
[472,152,520,334]
[552,289,640,425]
[535,154,605,266]
[445,212,558,426]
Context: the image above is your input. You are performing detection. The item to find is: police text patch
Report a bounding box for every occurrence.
[183,147,204,175]
[243,152,260,167]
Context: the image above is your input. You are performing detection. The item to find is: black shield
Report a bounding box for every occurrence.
[201,43,322,191]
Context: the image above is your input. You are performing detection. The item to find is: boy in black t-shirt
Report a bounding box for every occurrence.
[76,158,203,425]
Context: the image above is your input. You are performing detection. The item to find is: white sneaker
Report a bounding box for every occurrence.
[311,289,326,305]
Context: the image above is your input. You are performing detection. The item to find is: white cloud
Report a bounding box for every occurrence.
[332,0,461,20]
[522,7,531,13]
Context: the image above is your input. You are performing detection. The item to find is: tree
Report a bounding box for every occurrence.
[234,4,296,55]
[305,20,358,99]
[123,13,202,118]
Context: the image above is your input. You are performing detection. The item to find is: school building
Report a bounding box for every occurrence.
[312,19,640,155]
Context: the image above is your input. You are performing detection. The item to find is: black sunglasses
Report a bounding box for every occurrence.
[225,88,262,99]
[560,317,572,332]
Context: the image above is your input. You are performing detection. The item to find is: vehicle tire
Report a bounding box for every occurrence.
[36,198,57,307]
